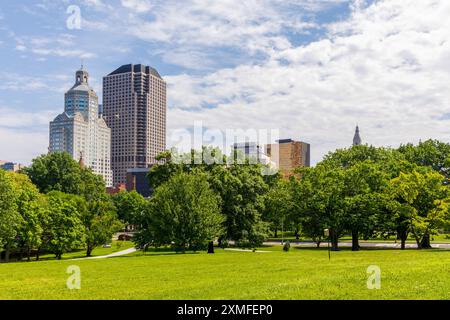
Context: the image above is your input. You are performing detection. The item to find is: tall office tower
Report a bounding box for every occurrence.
[353,125,362,146]
[49,67,113,186]
[266,139,310,178]
[103,64,167,185]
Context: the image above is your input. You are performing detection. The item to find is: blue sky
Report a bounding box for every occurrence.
[1,0,450,165]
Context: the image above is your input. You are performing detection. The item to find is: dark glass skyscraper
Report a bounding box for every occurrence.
[103,64,167,185]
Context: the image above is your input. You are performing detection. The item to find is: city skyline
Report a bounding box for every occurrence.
[1,0,450,166]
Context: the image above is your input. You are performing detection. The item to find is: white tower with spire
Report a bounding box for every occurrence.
[49,66,113,187]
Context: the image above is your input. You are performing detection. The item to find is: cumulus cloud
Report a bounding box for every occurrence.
[2,0,450,165]
[0,107,59,164]
[165,0,450,163]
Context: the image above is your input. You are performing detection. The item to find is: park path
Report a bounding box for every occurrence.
[263,241,450,249]
[72,247,138,260]
[224,248,272,253]
[72,241,449,260]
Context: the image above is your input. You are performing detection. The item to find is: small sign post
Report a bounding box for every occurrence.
[324,228,330,261]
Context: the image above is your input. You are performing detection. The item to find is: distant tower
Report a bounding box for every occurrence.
[353,125,362,146]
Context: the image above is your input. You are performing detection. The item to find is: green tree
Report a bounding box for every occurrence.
[25,152,106,199]
[263,179,293,238]
[111,191,148,227]
[0,170,22,262]
[342,161,388,251]
[135,171,223,252]
[398,139,450,182]
[45,191,86,259]
[83,200,122,257]
[209,164,269,248]
[296,165,346,251]
[7,171,44,261]
[389,170,449,249]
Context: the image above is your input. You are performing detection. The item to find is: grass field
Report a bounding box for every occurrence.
[0,246,449,300]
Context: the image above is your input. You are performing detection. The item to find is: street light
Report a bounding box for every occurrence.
[324,228,331,261]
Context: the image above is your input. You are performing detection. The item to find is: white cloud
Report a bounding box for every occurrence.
[121,0,153,13]
[0,107,59,165]
[165,0,450,163]
[13,34,96,59]
[0,128,49,165]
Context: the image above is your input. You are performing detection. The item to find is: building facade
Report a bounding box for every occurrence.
[126,167,153,198]
[266,139,310,177]
[232,142,270,164]
[49,67,113,187]
[103,64,167,185]
[0,162,24,172]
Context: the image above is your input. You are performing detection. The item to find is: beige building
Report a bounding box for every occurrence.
[266,139,310,177]
[103,64,167,185]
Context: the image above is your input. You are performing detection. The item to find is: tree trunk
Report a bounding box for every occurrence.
[36,247,40,261]
[351,230,360,251]
[330,229,339,251]
[316,241,321,248]
[5,243,11,263]
[295,228,300,240]
[207,241,214,254]
[397,229,408,250]
[420,234,432,249]
[27,247,31,262]
[86,246,93,257]
[274,227,278,238]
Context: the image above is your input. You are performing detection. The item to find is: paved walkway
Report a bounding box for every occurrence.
[264,240,450,249]
[72,247,138,260]
[224,248,272,253]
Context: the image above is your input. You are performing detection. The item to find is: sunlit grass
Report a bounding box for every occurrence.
[0,246,449,300]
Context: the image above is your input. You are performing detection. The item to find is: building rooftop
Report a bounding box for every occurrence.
[107,64,162,79]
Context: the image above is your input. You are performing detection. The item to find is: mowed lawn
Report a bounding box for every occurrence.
[0,247,449,300]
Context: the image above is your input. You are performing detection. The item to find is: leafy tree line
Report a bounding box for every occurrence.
[0,153,123,262]
[132,141,450,252]
[280,141,450,251]
[2,140,450,261]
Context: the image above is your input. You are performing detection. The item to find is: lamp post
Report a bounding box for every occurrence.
[324,228,330,261]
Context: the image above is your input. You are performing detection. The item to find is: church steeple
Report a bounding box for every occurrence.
[353,125,362,146]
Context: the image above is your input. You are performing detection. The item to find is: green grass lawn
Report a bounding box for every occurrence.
[0,246,449,300]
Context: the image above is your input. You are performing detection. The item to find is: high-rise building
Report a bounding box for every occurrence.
[266,139,310,178]
[103,64,167,185]
[353,125,362,145]
[232,142,270,164]
[49,67,113,186]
